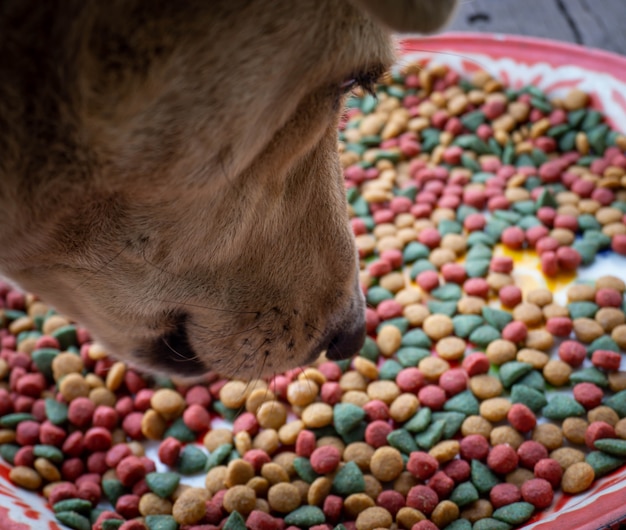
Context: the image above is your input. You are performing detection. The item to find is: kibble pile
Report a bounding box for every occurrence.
[2,60,626,530]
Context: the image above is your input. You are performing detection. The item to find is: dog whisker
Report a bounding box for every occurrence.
[160,336,202,363]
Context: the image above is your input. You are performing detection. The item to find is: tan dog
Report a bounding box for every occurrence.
[0,0,456,378]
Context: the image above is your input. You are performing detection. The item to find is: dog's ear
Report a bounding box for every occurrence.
[348,0,457,33]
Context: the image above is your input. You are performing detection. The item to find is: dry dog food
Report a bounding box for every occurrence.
[1,59,626,530]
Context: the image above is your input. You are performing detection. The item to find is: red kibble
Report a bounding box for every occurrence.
[462,352,490,376]
[362,399,390,421]
[320,382,342,405]
[612,234,626,255]
[443,459,470,484]
[539,160,563,182]
[412,521,439,530]
[534,458,563,488]
[559,340,587,367]
[323,495,343,523]
[232,412,259,436]
[521,478,554,509]
[490,483,522,509]
[377,490,405,518]
[87,451,109,475]
[15,373,46,398]
[133,389,154,412]
[556,246,582,271]
[15,420,40,446]
[591,187,615,206]
[119,521,148,530]
[585,421,616,449]
[499,285,523,308]
[116,494,141,519]
[463,189,487,209]
[438,195,460,209]
[487,444,519,474]
[122,412,144,440]
[48,483,79,506]
[84,426,113,452]
[463,213,487,232]
[483,99,506,120]
[591,349,621,371]
[517,440,548,469]
[62,431,84,457]
[13,395,34,413]
[573,382,604,410]
[554,214,578,231]
[526,225,549,247]
[368,259,392,277]
[61,457,85,481]
[443,146,463,165]
[540,250,559,277]
[407,451,439,481]
[536,236,560,254]
[463,278,489,298]
[488,196,510,212]
[295,430,316,457]
[157,437,182,467]
[310,445,341,474]
[92,406,118,431]
[406,485,439,515]
[39,421,67,447]
[507,403,536,433]
[441,263,467,284]
[418,228,441,249]
[183,404,211,432]
[0,389,13,416]
[77,474,101,489]
[77,480,102,505]
[106,443,133,468]
[243,449,271,473]
[545,316,573,337]
[364,420,393,448]
[381,249,403,269]
[595,288,623,308]
[115,396,134,419]
[501,226,526,249]
[416,270,440,292]
[428,471,455,499]
[377,299,404,320]
[68,397,96,427]
[246,510,284,530]
[490,256,514,274]
[116,455,147,487]
[396,368,426,394]
[185,385,212,408]
[417,385,446,410]
[501,321,528,343]
[459,434,490,461]
[365,308,380,334]
[438,369,468,396]
[123,370,147,395]
[14,446,35,467]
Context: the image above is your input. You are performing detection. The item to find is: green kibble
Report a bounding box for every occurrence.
[53,499,93,515]
[493,209,521,225]
[572,240,598,266]
[366,286,394,306]
[542,395,586,420]
[461,153,482,172]
[502,142,515,165]
[461,111,486,132]
[31,348,59,380]
[432,283,463,301]
[102,520,124,530]
[33,444,64,463]
[594,438,626,456]
[535,188,558,209]
[178,444,207,474]
[492,502,535,525]
[517,215,542,230]
[211,401,238,423]
[587,335,619,355]
[284,506,326,527]
[55,511,92,530]
[569,367,608,387]
[466,244,493,261]
[511,200,536,216]
[454,135,490,154]
[415,419,445,449]
[482,307,513,331]
[0,413,36,428]
[432,411,466,439]
[472,171,495,184]
[465,260,491,278]
[375,317,409,335]
[586,451,624,478]
[568,301,598,319]
[587,123,609,154]
[146,471,180,498]
[510,384,547,412]
[387,428,418,454]
[457,205,479,222]
[450,481,479,507]
[332,461,365,495]
[378,359,404,381]
[402,328,433,349]
[410,259,438,279]
[339,421,367,445]
[427,300,458,317]
[515,153,537,168]
[102,479,127,505]
[516,370,546,391]
[499,361,534,388]
[605,390,626,417]
[473,519,512,530]
[0,444,20,465]
[293,456,320,483]
[404,407,432,433]
[403,242,431,263]
[396,347,431,367]
[484,218,511,240]
[334,403,365,435]
[359,336,380,362]
[145,515,179,530]
[205,443,233,470]
[44,398,68,425]
[438,219,463,236]
[351,196,370,216]
[467,231,496,247]
[443,391,479,416]
[221,511,246,530]
[559,130,577,151]
[452,315,485,339]
[446,519,473,530]
[469,325,501,348]
[568,109,587,127]
[51,324,78,350]
[471,459,499,494]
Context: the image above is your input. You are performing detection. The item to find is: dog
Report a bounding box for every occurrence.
[0,0,456,379]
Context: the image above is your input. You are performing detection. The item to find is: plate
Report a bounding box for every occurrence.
[1,32,626,530]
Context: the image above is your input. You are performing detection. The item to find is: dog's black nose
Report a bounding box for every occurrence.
[324,322,367,361]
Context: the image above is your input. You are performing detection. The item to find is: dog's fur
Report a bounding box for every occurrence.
[0,0,455,378]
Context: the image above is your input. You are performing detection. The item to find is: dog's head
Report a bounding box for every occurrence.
[0,0,455,378]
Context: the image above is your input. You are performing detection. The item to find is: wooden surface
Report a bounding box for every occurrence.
[443,0,626,56]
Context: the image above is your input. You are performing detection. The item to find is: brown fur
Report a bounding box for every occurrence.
[0,0,455,378]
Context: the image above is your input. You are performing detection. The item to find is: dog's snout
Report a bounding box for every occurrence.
[325,323,367,360]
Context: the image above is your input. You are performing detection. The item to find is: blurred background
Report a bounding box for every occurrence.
[444,0,626,55]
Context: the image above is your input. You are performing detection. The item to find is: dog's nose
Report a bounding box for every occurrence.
[324,320,366,360]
